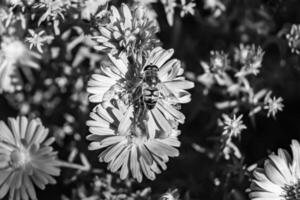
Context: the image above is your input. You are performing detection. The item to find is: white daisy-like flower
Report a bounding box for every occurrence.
[86,102,181,182]
[179,0,196,17]
[0,116,60,200]
[88,47,194,104]
[220,114,246,138]
[87,47,194,132]
[25,29,54,53]
[93,3,160,59]
[264,94,284,118]
[249,140,300,200]
[0,37,40,93]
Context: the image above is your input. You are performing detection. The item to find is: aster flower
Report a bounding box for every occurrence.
[87,47,194,130]
[0,116,60,200]
[86,102,181,182]
[93,3,160,59]
[179,0,196,17]
[249,140,300,200]
[286,24,300,54]
[210,50,229,74]
[34,0,66,26]
[234,44,264,76]
[0,36,40,93]
[220,114,246,139]
[25,29,54,53]
[264,93,284,118]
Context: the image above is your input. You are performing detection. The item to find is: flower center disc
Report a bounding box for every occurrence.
[10,150,30,169]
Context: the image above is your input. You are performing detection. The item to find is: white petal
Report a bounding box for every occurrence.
[121,3,132,29]
[108,54,128,76]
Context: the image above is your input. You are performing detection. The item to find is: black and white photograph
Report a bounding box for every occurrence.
[0,0,300,199]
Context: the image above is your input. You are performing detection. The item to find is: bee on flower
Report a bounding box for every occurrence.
[87,47,194,133]
[0,36,40,93]
[0,116,60,200]
[286,24,300,54]
[93,3,160,60]
[86,101,181,182]
[249,140,300,200]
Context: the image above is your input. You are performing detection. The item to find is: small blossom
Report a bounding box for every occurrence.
[86,102,181,182]
[0,116,60,200]
[25,29,54,53]
[210,50,229,74]
[179,0,196,17]
[264,93,284,118]
[286,24,300,54]
[249,140,300,200]
[93,3,160,59]
[235,44,264,76]
[220,114,246,138]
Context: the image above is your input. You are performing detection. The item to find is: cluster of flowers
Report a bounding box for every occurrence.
[1,0,299,200]
[193,44,284,160]
[198,44,283,120]
[0,1,194,200]
[86,3,194,182]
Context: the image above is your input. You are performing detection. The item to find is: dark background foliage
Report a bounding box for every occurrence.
[1,0,300,199]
